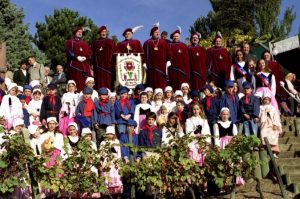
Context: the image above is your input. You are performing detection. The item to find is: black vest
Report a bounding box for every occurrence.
[217,122,234,137]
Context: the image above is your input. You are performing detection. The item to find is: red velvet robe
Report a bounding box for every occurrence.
[188,45,208,90]
[65,38,92,91]
[268,60,284,100]
[207,46,232,88]
[117,39,144,60]
[92,38,117,90]
[143,38,171,89]
[169,42,190,89]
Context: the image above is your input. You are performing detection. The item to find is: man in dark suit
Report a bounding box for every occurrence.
[13,60,29,86]
[51,65,67,96]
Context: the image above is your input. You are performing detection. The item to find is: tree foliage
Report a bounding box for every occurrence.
[190,0,296,45]
[0,0,48,70]
[34,8,98,67]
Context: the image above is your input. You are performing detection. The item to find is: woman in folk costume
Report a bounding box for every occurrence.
[67,122,80,149]
[151,88,164,114]
[259,93,282,158]
[59,94,76,136]
[161,112,184,147]
[40,117,67,160]
[99,126,123,197]
[145,87,154,102]
[213,107,244,185]
[181,82,192,105]
[162,86,176,113]
[185,103,211,166]
[0,83,23,130]
[28,89,43,126]
[254,59,279,111]
[61,80,80,107]
[214,107,238,149]
[134,91,154,132]
[230,50,254,93]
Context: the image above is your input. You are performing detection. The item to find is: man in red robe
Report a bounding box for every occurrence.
[143,24,171,89]
[188,33,208,90]
[92,26,117,90]
[207,32,232,89]
[65,27,92,91]
[117,27,144,55]
[117,27,145,86]
[168,28,190,90]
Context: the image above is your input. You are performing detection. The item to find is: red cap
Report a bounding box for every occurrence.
[150,26,159,36]
[73,26,83,35]
[170,30,180,39]
[98,26,107,34]
[123,28,133,37]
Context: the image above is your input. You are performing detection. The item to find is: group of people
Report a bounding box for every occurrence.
[0,23,297,198]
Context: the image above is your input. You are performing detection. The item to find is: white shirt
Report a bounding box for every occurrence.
[162,99,176,113]
[151,100,163,114]
[62,92,80,107]
[162,125,184,147]
[185,116,211,144]
[30,137,42,155]
[28,99,42,115]
[40,131,64,151]
[21,69,27,76]
[0,94,23,119]
[285,79,298,95]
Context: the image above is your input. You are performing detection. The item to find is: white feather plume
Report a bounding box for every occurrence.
[82,27,91,32]
[196,32,202,39]
[154,22,159,27]
[216,31,222,38]
[177,26,182,34]
[132,25,144,33]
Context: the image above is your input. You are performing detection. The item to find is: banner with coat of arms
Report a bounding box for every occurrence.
[116,53,146,89]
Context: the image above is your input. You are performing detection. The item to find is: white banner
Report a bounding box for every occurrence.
[116,53,145,89]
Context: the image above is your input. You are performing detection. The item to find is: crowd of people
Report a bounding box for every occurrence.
[0,23,299,198]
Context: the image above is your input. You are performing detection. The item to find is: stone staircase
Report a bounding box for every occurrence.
[276,116,300,193]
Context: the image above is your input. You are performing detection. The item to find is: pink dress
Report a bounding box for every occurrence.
[59,104,76,136]
[100,139,123,195]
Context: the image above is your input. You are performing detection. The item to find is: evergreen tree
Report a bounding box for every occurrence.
[190,0,296,43]
[209,0,256,35]
[255,0,295,40]
[34,8,98,67]
[0,0,43,70]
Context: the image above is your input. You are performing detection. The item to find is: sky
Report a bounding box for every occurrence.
[11,0,300,42]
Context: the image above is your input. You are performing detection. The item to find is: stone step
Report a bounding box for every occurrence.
[280,131,298,137]
[279,144,300,152]
[290,174,300,184]
[282,165,300,175]
[279,137,300,144]
[279,151,300,158]
[276,158,300,166]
